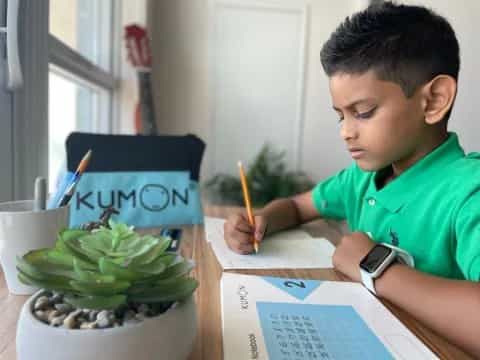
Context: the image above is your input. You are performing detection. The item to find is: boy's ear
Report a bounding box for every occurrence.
[420,75,457,125]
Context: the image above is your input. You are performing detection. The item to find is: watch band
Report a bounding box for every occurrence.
[360,268,376,294]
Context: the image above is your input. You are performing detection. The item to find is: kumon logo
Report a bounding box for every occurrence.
[74,184,189,212]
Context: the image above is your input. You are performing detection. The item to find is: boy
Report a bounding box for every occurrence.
[223,2,480,357]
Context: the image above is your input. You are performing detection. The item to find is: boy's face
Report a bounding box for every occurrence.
[329,70,428,173]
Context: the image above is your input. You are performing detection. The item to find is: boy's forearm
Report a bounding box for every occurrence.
[376,264,480,357]
[255,198,303,235]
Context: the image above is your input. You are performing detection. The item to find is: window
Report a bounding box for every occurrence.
[48,0,118,191]
[0,0,145,201]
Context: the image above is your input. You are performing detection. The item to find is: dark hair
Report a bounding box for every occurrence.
[320,1,460,115]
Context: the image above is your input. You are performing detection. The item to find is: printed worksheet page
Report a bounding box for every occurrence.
[221,273,438,360]
[204,217,335,270]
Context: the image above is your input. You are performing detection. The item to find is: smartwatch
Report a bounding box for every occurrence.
[359,243,414,295]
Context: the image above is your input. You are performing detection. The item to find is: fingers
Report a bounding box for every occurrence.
[228,237,254,255]
[253,215,268,242]
[224,213,258,254]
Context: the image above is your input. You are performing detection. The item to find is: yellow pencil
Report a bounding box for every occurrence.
[238,161,259,253]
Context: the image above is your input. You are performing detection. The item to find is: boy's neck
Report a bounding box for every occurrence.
[381,131,449,188]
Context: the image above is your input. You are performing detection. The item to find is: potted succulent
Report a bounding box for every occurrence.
[15,214,198,360]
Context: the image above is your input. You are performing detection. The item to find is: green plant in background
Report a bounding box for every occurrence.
[204,144,314,207]
[17,221,197,310]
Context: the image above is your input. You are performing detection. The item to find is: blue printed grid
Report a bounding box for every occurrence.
[256,302,393,360]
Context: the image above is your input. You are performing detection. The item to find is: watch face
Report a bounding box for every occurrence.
[360,244,392,273]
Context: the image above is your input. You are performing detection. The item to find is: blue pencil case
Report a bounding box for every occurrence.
[64,132,206,228]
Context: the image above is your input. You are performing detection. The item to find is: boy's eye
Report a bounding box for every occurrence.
[355,107,377,119]
[335,111,344,123]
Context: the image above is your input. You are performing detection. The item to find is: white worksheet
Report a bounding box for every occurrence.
[221,273,438,360]
[204,217,335,270]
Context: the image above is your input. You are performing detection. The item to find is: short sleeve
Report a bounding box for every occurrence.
[311,163,357,221]
[455,190,480,281]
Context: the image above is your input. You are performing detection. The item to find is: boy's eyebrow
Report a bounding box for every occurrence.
[332,98,376,111]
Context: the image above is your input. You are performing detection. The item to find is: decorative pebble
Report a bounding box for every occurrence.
[34,310,49,323]
[50,292,63,304]
[63,309,82,329]
[54,303,73,314]
[79,321,97,330]
[88,310,98,322]
[107,312,115,322]
[96,310,112,328]
[47,310,60,322]
[34,296,50,311]
[50,314,67,327]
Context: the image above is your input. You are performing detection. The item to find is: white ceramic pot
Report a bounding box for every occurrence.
[17,291,197,360]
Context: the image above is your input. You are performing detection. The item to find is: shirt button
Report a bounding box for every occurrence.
[368,198,376,206]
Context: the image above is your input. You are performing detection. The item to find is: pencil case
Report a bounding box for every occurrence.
[64,132,205,228]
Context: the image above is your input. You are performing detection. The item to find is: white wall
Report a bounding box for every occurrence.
[149,0,360,183]
[403,0,480,154]
[149,0,479,184]
[301,1,359,180]
[148,0,211,173]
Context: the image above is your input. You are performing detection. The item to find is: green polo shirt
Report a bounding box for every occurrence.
[312,133,480,281]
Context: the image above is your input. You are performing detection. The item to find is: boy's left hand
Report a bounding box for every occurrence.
[332,231,376,282]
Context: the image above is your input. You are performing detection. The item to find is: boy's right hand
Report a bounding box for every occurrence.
[224,213,267,254]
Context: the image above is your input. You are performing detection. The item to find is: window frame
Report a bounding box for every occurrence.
[7,0,121,200]
[48,0,121,148]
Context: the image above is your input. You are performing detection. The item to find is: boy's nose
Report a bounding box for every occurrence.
[340,119,359,141]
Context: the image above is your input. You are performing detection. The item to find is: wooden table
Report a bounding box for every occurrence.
[0,206,474,359]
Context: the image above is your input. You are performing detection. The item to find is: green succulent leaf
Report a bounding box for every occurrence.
[78,232,112,255]
[130,259,193,290]
[17,270,75,292]
[129,277,198,303]
[58,229,89,244]
[99,257,142,281]
[158,259,195,279]
[123,235,159,259]
[64,294,127,310]
[70,279,131,296]
[72,258,114,283]
[16,255,50,281]
[45,250,97,271]
[133,256,167,275]
[20,251,78,278]
[64,237,103,263]
[129,236,172,266]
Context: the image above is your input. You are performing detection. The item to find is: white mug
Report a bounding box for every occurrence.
[0,200,69,295]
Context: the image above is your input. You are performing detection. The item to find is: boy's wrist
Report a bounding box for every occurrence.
[254,198,302,235]
[374,262,408,297]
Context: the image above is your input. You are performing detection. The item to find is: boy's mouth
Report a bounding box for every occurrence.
[348,147,365,159]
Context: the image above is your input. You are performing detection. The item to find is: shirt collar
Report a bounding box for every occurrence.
[365,132,465,213]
